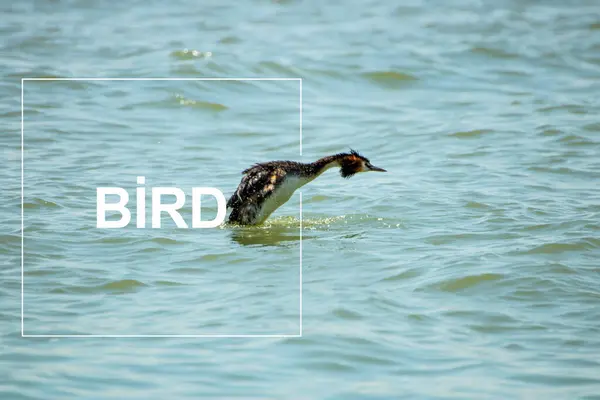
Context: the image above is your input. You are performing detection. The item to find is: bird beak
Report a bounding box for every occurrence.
[368,164,387,172]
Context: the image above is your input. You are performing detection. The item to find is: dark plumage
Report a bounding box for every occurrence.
[227,150,386,225]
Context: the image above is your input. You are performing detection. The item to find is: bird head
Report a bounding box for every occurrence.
[339,149,387,178]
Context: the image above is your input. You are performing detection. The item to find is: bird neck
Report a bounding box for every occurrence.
[308,155,343,177]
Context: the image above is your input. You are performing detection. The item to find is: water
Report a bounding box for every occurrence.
[2,0,600,398]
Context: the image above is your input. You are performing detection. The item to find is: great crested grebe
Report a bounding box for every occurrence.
[227,150,386,225]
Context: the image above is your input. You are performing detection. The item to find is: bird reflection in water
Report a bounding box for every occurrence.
[229,219,313,247]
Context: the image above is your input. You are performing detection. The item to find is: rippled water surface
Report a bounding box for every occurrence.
[2,0,600,398]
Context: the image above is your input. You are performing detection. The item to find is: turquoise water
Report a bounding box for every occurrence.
[2,0,600,398]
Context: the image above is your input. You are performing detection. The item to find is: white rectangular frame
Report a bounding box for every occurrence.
[21,77,303,338]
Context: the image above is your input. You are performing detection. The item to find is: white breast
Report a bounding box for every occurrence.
[254,175,312,223]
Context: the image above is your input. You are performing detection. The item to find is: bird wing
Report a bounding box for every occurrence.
[227,164,287,209]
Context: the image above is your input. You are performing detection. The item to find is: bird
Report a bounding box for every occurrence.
[227,149,386,225]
